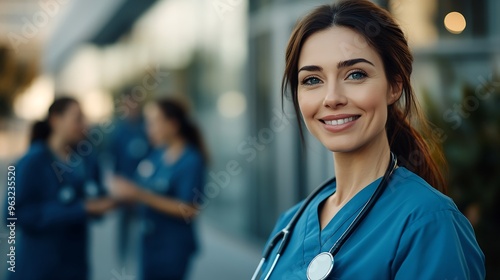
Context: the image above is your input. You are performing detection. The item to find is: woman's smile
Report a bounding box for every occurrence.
[297,26,399,153]
[319,114,361,133]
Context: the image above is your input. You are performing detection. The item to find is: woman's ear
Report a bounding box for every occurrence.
[388,78,403,105]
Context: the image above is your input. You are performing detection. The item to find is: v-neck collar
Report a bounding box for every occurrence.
[302,177,383,263]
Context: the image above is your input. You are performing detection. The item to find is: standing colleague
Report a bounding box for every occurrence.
[252,1,485,279]
[4,97,116,280]
[108,89,151,262]
[112,98,207,280]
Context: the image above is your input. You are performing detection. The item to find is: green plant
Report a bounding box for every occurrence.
[423,76,500,278]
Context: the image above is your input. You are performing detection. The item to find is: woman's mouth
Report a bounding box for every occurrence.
[320,115,360,126]
[322,115,360,126]
[319,115,360,132]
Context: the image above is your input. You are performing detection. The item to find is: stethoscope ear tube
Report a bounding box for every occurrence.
[328,152,397,256]
[251,258,266,280]
[251,177,336,280]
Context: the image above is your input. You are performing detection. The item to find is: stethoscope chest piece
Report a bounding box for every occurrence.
[307,252,334,280]
[59,185,75,204]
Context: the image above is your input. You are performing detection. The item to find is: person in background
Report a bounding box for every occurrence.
[107,88,151,262]
[112,98,208,280]
[4,97,116,280]
[109,88,151,180]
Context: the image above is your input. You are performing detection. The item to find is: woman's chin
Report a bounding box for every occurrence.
[324,146,355,153]
[320,141,360,153]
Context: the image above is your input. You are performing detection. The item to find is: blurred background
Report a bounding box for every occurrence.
[0,0,499,279]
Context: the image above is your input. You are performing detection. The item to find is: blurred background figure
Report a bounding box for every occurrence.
[0,0,499,279]
[106,88,151,263]
[108,88,151,181]
[112,98,207,280]
[3,97,115,280]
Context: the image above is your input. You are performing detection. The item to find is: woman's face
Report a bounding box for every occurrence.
[145,104,179,147]
[297,26,401,153]
[51,102,86,145]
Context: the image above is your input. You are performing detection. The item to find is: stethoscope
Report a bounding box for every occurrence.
[51,151,100,203]
[251,152,398,280]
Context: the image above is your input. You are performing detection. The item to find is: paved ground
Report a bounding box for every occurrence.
[89,212,262,280]
[0,158,262,280]
[188,219,262,280]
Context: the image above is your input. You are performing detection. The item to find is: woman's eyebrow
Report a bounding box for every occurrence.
[337,58,374,69]
[298,65,323,73]
[298,58,374,73]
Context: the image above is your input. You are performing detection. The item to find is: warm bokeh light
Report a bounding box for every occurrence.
[444,12,466,34]
[390,0,438,47]
[80,89,114,122]
[13,76,54,120]
[217,91,246,118]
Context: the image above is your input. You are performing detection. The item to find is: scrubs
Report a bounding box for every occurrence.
[109,118,150,178]
[261,167,485,279]
[4,141,106,280]
[135,145,205,280]
[108,118,150,261]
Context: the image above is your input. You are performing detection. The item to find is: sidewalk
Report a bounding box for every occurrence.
[89,212,262,280]
[188,218,262,280]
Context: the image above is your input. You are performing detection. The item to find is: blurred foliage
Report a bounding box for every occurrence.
[0,45,37,118]
[423,75,500,278]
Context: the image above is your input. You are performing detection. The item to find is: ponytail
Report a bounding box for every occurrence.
[180,119,209,164]
[281,1,448,194]
[386,106,447,194]
[156,98,209,164]
[30,119,51,144]
[29,96,78,144]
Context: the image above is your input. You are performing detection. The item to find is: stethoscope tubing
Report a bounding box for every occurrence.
[251,177,335,280]
[252,153,397,280]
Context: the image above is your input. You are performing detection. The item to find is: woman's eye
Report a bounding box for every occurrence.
[346,71,367,80]
[302,77,322,85]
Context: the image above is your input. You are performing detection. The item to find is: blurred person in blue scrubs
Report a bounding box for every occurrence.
[4,97,116,280]
[108,88,151,262]
[112,98,207,280]
[253,1,485,279]
[109,88,151,179]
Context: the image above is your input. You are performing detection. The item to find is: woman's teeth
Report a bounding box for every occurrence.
[324,116,357,126]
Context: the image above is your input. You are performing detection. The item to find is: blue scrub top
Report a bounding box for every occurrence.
[261,167,485,279]
[134,145,206,279]
[109,118,150,178]
[4,141,106,280]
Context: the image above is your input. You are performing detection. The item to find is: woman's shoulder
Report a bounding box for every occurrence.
[273,200,305,231]
[178,145,205,168]
[387,167,464,225]
[16,141,50,166]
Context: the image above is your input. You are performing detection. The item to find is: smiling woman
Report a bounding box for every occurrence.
[251,0,485,279]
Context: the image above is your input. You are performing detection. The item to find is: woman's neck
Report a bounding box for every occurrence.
[164,136,186,164]
[331,132,391,207]
[47,134,69,161]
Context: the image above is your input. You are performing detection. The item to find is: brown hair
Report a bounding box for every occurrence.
[155,98,209,164]
[282,0,447,193]
[31,97,78,144]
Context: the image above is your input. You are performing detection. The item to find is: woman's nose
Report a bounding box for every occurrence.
[322,83,347,109]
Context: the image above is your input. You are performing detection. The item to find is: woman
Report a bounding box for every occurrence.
[6,97,115,280]
[253,1,485,279]
[112,98,207,280]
